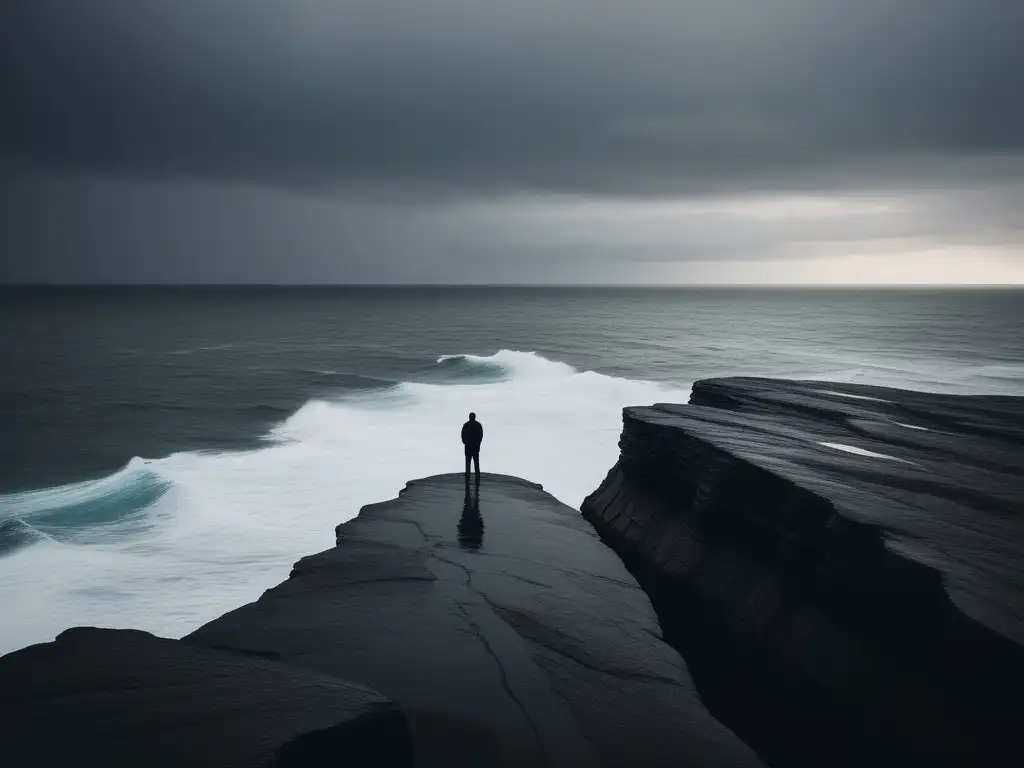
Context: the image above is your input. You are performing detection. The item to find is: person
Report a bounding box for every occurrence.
[461,412,483,477]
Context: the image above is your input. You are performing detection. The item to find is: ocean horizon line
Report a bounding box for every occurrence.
[3,282,1023,291]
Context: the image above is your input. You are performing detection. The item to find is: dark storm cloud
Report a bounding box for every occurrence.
[2,0,1023,195]
[3,168,1022,284]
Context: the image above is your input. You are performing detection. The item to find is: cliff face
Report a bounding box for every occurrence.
[582,378,1024,768]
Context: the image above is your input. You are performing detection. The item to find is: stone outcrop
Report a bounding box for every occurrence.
[0,627,412,767]
[189,473,763,768]
[0,472,761,767]
[582,377,1024,768]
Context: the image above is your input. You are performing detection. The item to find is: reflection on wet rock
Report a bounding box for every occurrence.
[458,482,484,551]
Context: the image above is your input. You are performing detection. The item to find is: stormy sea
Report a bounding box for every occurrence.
[1,286,1022,655]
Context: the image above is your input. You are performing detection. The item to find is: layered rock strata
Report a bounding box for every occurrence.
[582,377,1024,767]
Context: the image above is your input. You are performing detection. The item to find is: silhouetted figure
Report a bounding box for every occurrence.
[461,412,483,477]
[458,477,484,551]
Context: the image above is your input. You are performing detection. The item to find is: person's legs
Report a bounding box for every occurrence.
[465,453,471,475]
[472,452,480,476]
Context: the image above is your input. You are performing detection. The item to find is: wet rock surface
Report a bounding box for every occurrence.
[582,377,1024,768]
[0,627,412,767]
[189,473,763,768]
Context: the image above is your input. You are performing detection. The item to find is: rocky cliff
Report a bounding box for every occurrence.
[582,377,1024,767]
[0,473,762,768]
[189,473,763,768]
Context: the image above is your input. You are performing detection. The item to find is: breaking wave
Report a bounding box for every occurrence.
[3,457,170,533]
[0,350,690,655]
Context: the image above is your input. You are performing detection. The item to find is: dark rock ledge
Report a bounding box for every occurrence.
[188,473,763,768]
[0,473,762,768]
[0,626,412,767]
[582,377,1024,768]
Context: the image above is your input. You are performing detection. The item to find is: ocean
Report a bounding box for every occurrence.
[2,286,1022,655]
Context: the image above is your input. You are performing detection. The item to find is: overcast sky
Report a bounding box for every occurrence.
[2,0,1023,284]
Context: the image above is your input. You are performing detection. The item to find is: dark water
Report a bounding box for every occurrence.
[3,286,1022,492]
[1,286,1022,654]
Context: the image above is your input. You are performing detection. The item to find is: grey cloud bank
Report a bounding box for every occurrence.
[2,1,1023,283]
[4,0,1023,193]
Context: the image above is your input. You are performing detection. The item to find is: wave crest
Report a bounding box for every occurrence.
[434,350,577,382]
[426,354,509,384]
[0,457,171,531]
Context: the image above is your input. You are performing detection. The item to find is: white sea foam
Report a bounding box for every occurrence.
[0,350,691,655]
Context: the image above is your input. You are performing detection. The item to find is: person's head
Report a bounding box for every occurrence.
[469,412,476,421]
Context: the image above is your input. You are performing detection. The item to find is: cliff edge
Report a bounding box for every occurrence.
[582,377,1024,767]
[189,473,762,768]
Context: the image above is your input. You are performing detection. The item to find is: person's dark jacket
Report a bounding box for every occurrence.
[461,420,483,452]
